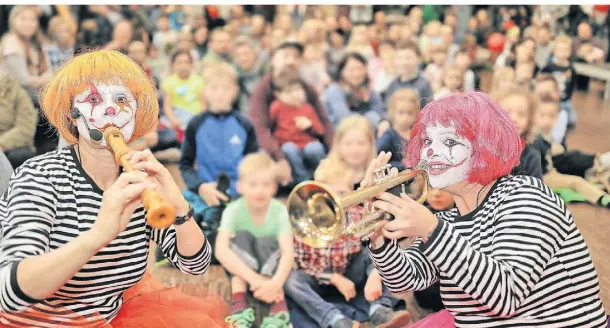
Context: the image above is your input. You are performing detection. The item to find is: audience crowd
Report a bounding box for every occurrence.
[1,4,610,328]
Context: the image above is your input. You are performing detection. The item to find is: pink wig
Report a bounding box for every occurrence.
[406,91,523,185]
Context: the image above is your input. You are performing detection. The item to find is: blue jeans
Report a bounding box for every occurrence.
[281,141,326,183]
[284,250,394,328]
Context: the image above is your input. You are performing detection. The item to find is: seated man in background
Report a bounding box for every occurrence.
[0,74,37,169]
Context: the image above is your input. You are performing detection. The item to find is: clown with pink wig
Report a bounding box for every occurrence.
[362,92,607,327]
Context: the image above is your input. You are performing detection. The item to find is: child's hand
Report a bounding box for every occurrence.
[295,116,313,131]
[276,160,293,186]
[330,274,356,301]
[253,279,283,304]
[377,121,391,138]
[170,117,182,130]
[198,182,229,207]
[249,274,270,292]
[364,270,383,302]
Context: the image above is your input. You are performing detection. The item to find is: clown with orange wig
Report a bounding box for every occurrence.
[0,50,228,327]
[362,92,607,327]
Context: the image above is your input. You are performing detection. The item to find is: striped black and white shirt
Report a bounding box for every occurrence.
[0,146,211,326]
[370,175,607,327]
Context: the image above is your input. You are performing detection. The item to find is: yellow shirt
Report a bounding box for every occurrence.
[161,74,204,115]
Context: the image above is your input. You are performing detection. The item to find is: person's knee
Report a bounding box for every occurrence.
[231,275,248,292]
[303,142,326,158]
[284,270,311,295]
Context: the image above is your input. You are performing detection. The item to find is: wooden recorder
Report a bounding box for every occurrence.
[103,126,176,229]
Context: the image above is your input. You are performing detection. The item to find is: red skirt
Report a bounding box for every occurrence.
[0,272,230,328]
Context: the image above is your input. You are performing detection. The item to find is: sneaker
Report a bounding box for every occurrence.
[261,311,291,328]
[332,317,355,328]
[225,308,255,328]
[369,306,411,328]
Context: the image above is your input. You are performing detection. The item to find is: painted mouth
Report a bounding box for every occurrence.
[428,159,467,176]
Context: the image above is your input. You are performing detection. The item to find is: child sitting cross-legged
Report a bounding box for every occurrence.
[284,160,411,328]
[216,153,295,328]
[531,96,610,208]
[270,73,327,183]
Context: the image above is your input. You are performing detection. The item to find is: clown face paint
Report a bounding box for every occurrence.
[72,83,137,146]
[421,125,473,189]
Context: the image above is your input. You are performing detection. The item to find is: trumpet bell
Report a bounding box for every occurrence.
[287,167,429,248]
[287,181,345,248]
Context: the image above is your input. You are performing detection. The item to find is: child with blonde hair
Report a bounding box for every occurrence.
[285,158,411,328]
[490,67,516,94]
[434,64,463,100]
[346,25,375,61]
[377,89,420,171]
[216,153,294,328]
[321,115,377,188]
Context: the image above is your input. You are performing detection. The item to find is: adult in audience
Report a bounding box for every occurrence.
[45,15,75,70]
[249,41,333,186]
[363,92,607,327]
[0,5,51,102]
[103,19,133,53]
[324,52,386,128]
[0,74,37,169]
[198,27,232,75]
[231,35,266,114]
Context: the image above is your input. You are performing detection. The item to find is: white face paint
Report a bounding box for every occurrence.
[72,83,137,146]
[421,125,473,189]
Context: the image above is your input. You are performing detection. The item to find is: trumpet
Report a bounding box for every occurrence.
[104,126,176,229]
[287,162,428,248]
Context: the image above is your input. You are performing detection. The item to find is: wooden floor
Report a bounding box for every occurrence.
[151,85,610,324]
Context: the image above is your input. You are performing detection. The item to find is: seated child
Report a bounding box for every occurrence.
[179,61,258,219]
[515,60,537,90]
[160,51,205,141]
[422,45,448,92]
[489,66,515,94]
[534,74,569,146]
[541,35,577,130]
[284,161,410,328]
[531,97,610,208]
[454,50,476,92]
[377,88,420,171]
[434,64,463,100]
[322,116,377,189]
[492,86,543,179]
[270,74,327,183]
[216,153,294,328]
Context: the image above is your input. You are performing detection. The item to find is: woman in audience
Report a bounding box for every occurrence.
[363,92,607,327]
[0,5,51,102]
[324,52,386,129]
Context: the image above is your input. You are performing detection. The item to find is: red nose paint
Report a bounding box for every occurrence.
[105,107,117,116]
[89,118,95,122]
[427,149,433,157]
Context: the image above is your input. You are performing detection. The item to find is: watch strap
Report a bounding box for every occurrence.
[174,203,194,226]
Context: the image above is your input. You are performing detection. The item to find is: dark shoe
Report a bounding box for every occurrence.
[332,317,355,328]
[370,306,411,328]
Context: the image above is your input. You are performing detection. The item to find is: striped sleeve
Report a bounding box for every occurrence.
[0,166,57,313]
[419,182,568,317]
[150,226,211,275]
[369,237,440,294]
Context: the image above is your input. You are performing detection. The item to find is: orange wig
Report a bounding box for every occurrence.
[40,49,158,145]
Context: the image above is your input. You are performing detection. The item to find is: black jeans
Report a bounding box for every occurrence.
[5,147,36,169]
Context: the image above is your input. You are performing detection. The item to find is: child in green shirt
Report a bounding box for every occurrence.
[216,153,294,328]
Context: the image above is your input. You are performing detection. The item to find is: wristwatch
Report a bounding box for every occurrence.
[174,203,194,226]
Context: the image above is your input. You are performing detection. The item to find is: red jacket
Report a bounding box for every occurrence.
[269,100,325,149]
[248,74,334,160]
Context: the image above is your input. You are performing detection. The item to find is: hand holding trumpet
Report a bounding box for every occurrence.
[361,151,439,248]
